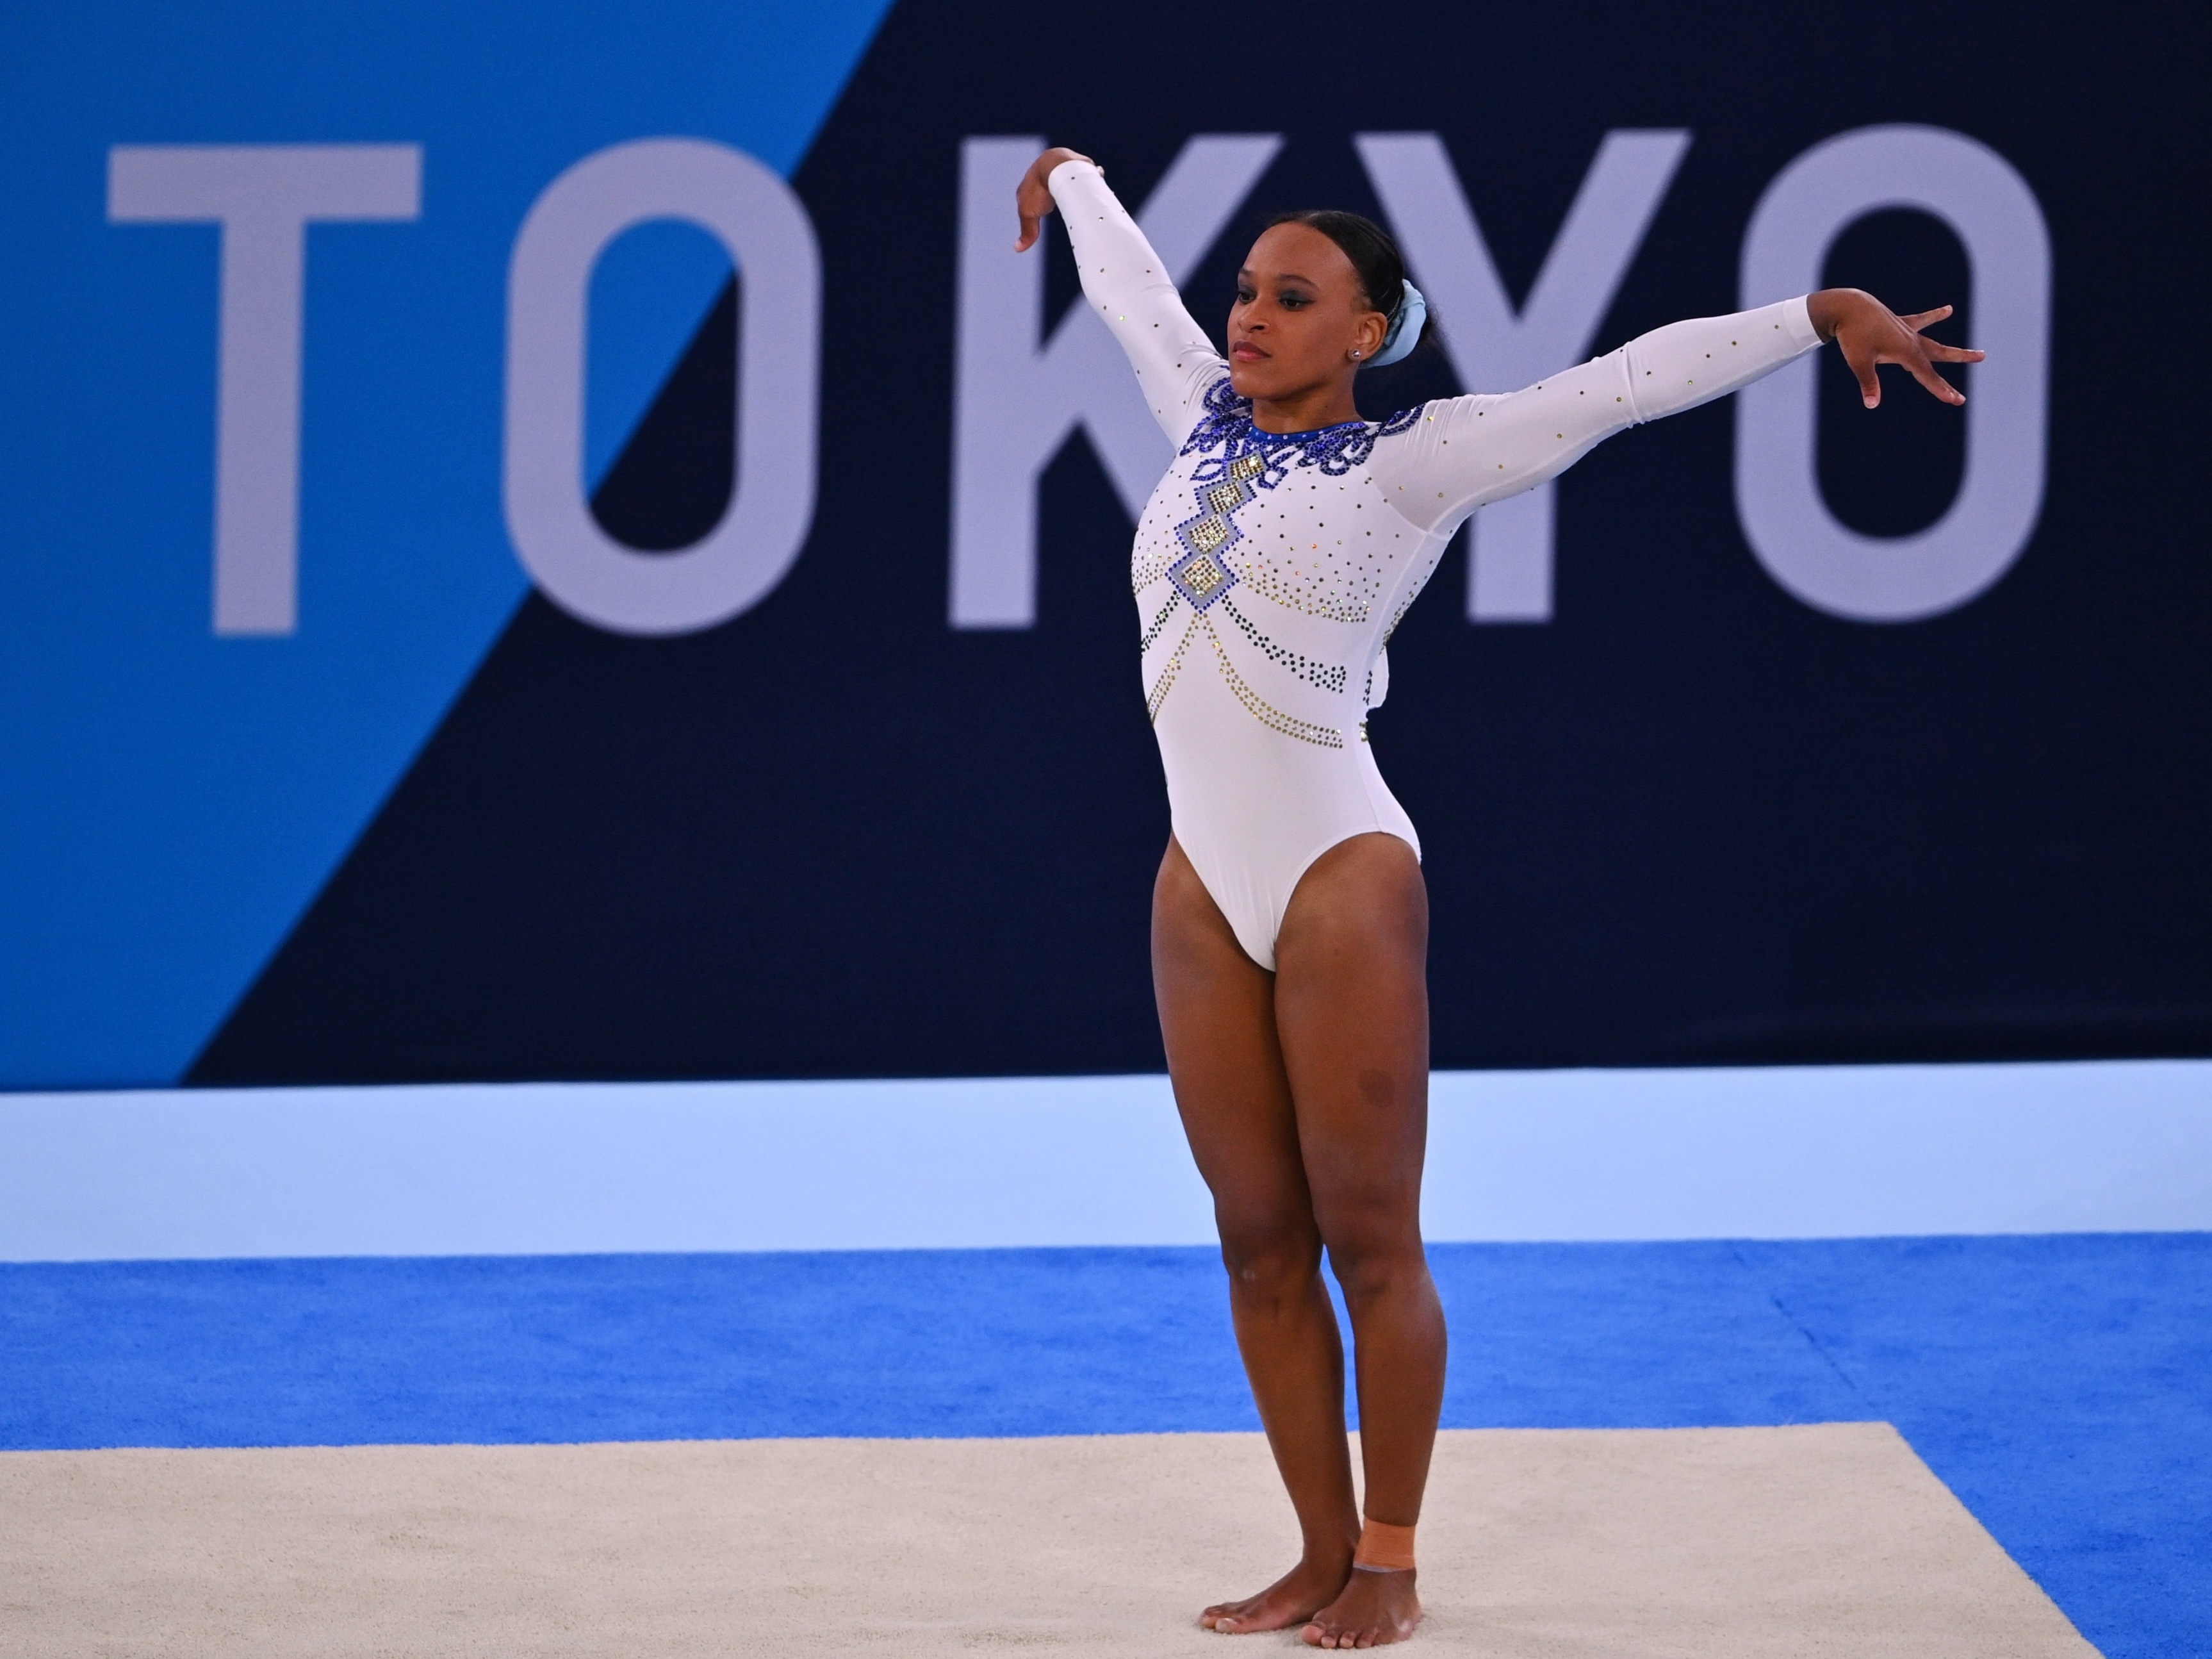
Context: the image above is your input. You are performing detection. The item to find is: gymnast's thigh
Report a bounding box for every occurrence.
[1151,837,1318,1240]
[1272,832,1430,1240]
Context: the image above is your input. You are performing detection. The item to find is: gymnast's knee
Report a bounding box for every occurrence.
[1215,1211,1324,1303]
[1316,1201,1429,1312]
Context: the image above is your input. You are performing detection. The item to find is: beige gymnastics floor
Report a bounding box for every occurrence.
[3,1423,2096,1657]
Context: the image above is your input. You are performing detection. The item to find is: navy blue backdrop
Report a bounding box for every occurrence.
[8,1,2204,1088]
[195,0,2212,1082]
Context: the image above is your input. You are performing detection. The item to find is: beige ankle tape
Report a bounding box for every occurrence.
[1353,1517,1416,1572]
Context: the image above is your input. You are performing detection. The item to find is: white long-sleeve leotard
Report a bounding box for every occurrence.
[1050,158,1823,969]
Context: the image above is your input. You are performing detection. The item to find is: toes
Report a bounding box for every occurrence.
[1303,1618,1361,1649]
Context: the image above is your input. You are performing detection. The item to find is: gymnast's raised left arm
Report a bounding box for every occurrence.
[1380,291,1983,536]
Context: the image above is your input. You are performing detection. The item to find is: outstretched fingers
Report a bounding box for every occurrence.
[1896,304,1954,331]
[1898,302,1983,402]
[1844,320,1981,411]
[1012,165,1056,253]
[1901,343,1968,406]
[1843,337,1886,408]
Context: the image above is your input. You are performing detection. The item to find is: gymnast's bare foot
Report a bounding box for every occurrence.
[1301,1567,1421,1647]
[1199,1555,1351,1634]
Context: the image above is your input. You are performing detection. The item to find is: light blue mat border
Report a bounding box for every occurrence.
[3,1059,2208,1260]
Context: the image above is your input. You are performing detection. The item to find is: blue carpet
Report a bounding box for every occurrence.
[3,1235,2204,1657]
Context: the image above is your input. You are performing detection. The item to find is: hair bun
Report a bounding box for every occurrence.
[1367,282,1428,368]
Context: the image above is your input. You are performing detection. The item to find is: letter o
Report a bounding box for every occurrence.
[503,138,820,636]
[1735,126,2050,622]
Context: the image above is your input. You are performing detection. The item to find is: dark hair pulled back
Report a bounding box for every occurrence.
[1268,209,1407,323]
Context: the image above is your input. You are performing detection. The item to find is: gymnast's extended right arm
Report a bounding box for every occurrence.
[1014,148,1224,445]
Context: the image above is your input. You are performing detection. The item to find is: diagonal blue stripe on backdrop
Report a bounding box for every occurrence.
[0,0,894,1087]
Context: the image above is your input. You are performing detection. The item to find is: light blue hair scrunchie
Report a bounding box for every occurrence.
[1366,280,1427,368]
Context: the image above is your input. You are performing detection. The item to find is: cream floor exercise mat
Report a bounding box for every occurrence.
[3,1423,2096,1656]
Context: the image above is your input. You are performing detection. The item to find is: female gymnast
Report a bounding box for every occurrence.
[1013,146,1980,1649]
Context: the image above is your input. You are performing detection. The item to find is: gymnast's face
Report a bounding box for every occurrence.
[1227,222,1389,415]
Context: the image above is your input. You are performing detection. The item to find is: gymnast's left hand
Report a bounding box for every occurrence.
[1807,288,1986,409]
[1013,147,1095,253]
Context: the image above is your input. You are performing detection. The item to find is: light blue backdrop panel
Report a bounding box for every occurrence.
[0,1,892,1086]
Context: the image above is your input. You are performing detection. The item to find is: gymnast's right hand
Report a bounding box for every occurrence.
[1013,147,1096,252]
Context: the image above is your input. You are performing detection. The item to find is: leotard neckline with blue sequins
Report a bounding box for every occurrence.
[1180,376,1423,491]
[1160,377,1423,620]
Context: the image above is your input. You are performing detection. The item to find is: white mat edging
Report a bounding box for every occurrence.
[1,1060,2206,1260]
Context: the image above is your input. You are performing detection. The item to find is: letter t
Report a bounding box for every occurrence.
[109,145,421,636]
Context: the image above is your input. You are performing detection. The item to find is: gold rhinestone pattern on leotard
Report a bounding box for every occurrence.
[1132,536,1175,590]
[1222,471,1399,624]
[1138,591,1182,654]
[1226,550,1374,623]
[1204,616,1345,749]
[1219,598,1348,694]
[1146,612,1202,723]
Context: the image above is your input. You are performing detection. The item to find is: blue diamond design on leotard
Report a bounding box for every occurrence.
[1176,509,1236,559]
[1163,427,1281,612]
[1201,474,1256,516]
[1168,543,1234,611]
[1170,499,1245,611]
